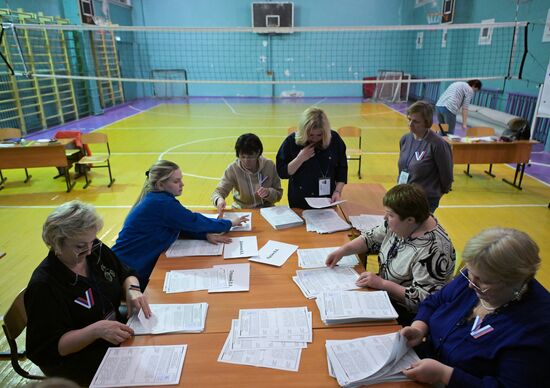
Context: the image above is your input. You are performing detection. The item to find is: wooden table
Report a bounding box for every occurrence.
[446,139,537,189]
[127,208,424,387]
[128,326,423,388]
[0,139,75,192]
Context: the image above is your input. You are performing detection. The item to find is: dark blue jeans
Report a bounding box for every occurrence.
[428,197,441,214]
[435,106,457,135]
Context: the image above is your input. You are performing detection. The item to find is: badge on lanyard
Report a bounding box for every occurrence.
[398,170,409,184]
[319,178,331,196]
[470,315,494,338]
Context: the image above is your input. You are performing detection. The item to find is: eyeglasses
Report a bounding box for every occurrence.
[459,268,490,294]
[72,241,102,260]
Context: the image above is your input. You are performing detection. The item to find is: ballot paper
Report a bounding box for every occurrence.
[293,267,360,299]
[90,345,187,387]
[223,236,258,259]
[297,247,358,268]
[348,214,385,233]
[305,197,346,208]
[326,332,419,387]
[201,212,252,232]
[249,240,298,267]
[163,268,228,293]
[127,303,208,334]
[165,239,223,258]
[209,263,251,293]
[260,206,304,230]
[302,209,351,234]
[315,291,398,324]
[217,307,313,372]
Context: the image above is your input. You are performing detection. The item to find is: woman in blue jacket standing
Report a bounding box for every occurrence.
[113,160,247,288]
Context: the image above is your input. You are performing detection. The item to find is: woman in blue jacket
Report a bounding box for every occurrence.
[113,160,247,288]
[400,228,550,387]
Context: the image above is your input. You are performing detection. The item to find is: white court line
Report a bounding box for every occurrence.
[529,161,550,168]
[85,102,163,133]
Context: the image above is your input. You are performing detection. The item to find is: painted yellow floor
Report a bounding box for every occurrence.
[0,100,549,383]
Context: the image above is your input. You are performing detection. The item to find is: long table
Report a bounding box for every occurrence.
[0,139,75,192]
[128,206,423,387]
[446,139,536,189]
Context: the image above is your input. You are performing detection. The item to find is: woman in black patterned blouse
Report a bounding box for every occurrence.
[326,183,456,325]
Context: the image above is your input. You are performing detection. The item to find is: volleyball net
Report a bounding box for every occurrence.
[1,22,528,86]
[0,21,528,131]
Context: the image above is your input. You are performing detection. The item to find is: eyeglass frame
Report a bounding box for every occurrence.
[459,267,490,294]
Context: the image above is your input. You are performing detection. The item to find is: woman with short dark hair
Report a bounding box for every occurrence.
[326,184,455,325]
[212,133,282,212]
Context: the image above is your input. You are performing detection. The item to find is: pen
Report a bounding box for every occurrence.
[259,175,268,186]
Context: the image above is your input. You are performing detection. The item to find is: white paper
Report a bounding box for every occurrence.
[260,206,304,230]
[90,345,187,387]
[163,268,227,293]
[238,307,312,341]
[326,333,419,387]
[165,239,223,258]
[297,247,358,268]
[348,214,385,233]
[229,320,307,350]
[201,212,252,232]
[316,291,398,324]
[305,197,346,208]
[224,236,258,259]
[301,209,350,234]
[209,263,251,293]
[127,303,208,334]
[295,267,360,298]
[249,240,298,267]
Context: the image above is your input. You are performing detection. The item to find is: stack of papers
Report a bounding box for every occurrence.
[297,247,358,268]
[166,239,224,258]
[249,240,298,267]
[316,291,398,325]
[164,263,250,293]
[127,303,208,334]
[326,332,419,387]
[260,206,304,230]
[302,209,350,234]
[305,197,346,208]
[218,307,313,372]
[463,135,499,143]
[293,267,360,299]
[201,211,252,232]
[90,345,187,387]
[348,214,384,233]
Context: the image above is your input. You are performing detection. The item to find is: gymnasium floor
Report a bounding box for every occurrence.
[0,98,549,384]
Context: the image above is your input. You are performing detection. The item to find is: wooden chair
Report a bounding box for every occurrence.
[0,128,30,184]
[1,288,45,380]
[431,123,449,134]
[337,126,362,179]
[465,126,496,177]
[287,126,296,134]
[76,132,115,188]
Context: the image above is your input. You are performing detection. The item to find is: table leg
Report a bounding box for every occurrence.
[502,163,524,190]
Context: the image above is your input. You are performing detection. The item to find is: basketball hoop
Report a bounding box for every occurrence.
[426,12,442,25]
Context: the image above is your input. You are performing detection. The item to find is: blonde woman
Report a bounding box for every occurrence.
[276,107,348,209]
[113,160,247,287]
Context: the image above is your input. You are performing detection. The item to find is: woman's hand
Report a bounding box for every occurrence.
[230,214,249,227]
[331,190,342,203]
[325,249,344,268]
[356,271,385,289]
[206,233,232,244]
[297,143,316,162]
[400,326,425,348]
[92,320,134,345]
[402,359,454,385]
[216,198,226,215]
[126,288,151,318]
[256,186,269,199]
